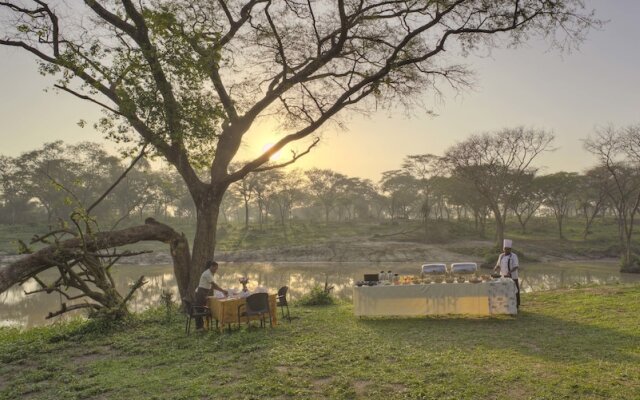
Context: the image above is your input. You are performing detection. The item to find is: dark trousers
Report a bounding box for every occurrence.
[194,287,211,329]
[513,279,520,308]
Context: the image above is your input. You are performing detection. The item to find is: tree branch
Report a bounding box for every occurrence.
[86,143,148,214]
[252,137,320,173]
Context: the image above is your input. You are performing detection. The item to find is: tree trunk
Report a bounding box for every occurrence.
[244,197,250,229]
[491,206,505,248]
[623,237,631,267]
[557,215,564,239]
[189,190,223,299]
[516,213,527,234]
[258,201,264,230]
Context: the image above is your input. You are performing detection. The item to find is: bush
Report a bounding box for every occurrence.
[297,286,334,306]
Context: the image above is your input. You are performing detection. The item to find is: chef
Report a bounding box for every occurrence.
[493,239,520,308]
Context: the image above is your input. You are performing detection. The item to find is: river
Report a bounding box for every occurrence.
[1,259,639,328]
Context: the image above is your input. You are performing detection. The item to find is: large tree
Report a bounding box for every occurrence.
[584,124,640,270]
[0,0,598,299]
[445,127,554,246]
[304,168,348,223]
[379,170,419,220]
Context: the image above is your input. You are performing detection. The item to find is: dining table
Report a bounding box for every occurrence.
[208,293,278,331]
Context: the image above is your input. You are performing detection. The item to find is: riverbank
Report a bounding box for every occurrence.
[1,218,632,267]
[0,237,619,267]
[1,284,638,399]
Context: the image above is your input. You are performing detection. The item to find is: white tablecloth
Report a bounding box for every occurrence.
[353,279,517,316]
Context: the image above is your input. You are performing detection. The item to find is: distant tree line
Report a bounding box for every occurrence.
[1,125,639,269]
[0,141,192,227]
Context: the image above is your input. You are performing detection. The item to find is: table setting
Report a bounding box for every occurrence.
[208,276,277,331]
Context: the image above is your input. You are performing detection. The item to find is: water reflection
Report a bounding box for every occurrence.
[1,260,638,328]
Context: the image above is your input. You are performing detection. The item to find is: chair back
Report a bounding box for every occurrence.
[182,298,193,316]
[183,298,209,316]
[277,286,289,306]
[246,292,270,313]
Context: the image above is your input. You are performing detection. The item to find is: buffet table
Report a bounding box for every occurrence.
[353,278,517,317]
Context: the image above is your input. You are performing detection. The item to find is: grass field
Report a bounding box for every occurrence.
[1,284,638,399]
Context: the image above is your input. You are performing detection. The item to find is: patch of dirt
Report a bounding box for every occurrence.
[312,377,333,389]
[72,352,106,366]
[504,384,530,399]
[352,380,371,397]
[70,345,114,366]
[274,365,289,374]
[389,383,408,393]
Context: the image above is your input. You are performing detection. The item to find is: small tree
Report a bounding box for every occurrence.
[230,163,257,229]
[538,172,580,239]
[510,173,544,234]
[269,170,304,232]
[401,154,442,238]
[576,167,610,239]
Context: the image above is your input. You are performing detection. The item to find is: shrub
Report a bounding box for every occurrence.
[160,290,174,323]
[297,286,334,306]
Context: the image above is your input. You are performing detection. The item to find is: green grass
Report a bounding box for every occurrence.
[1,284,639,399]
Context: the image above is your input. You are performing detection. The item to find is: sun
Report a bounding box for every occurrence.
[261,143,283,161]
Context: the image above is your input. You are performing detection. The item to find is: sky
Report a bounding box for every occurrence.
[1,0,639,182]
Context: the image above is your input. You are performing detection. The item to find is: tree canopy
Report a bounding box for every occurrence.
[0,0,601,299]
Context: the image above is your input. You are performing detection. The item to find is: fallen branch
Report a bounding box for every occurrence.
[122,275,147,305]
[0,218,188,294]
[46,302,101,319]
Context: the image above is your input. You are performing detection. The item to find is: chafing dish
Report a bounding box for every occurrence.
[450,262,478,275]
[421,263,447,275]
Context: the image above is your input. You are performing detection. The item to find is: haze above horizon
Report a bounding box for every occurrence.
[0,0,638,181]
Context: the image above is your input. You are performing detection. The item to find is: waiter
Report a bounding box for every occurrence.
[194,260,228,330]
[493,239,520,308]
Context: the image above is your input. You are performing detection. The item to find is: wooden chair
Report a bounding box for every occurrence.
[237,293,272,328]
[276,286,291,322]
[183,298,212,334]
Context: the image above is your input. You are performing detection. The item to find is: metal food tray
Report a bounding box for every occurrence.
[421,263,447,275]
[450,262,478,275]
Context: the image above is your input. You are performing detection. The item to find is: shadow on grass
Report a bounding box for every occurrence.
[355,310,639,364]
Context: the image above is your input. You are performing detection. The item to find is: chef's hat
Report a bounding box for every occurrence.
[503,239,513,248]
